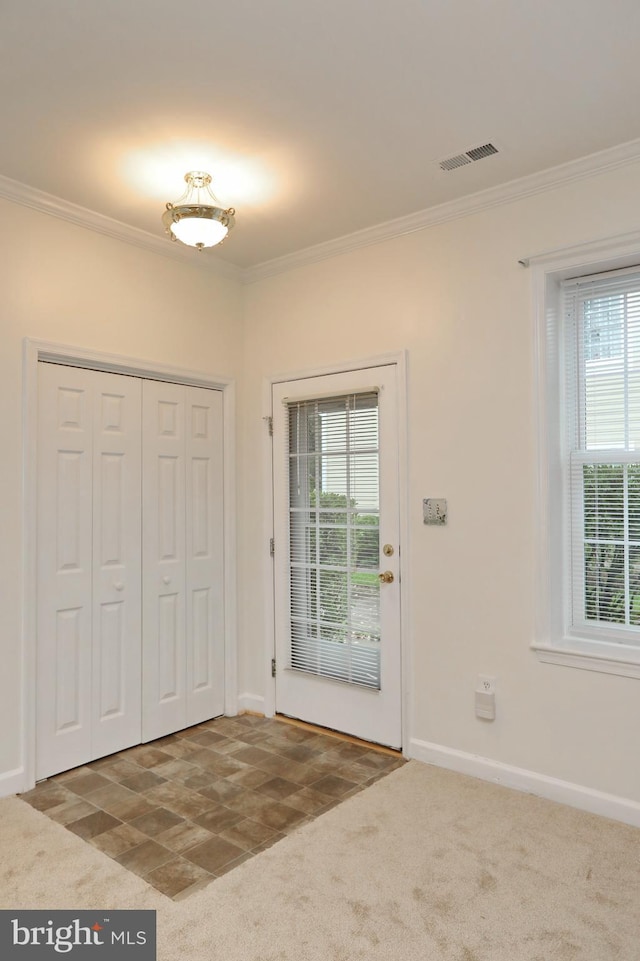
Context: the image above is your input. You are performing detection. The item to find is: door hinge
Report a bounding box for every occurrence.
[265,415,273,436]
[271,657,276,678]
[269,537,275,557]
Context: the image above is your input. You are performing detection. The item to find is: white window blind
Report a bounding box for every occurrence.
[564,268,640,637]
[286,391,381,688]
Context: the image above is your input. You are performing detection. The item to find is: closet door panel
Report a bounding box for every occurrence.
[142,381,187,741]
[185,387,225,725]
[91,372,142,759]
[37,364,94,779]
[37,366,227,773]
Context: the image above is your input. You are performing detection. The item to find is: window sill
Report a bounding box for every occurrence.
[532,638,640,679]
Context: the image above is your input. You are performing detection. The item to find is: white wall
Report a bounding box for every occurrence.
[239,161,640,807]
[6,160,640,815]
[0,199,243,790]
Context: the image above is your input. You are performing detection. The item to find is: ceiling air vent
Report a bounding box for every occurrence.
[439,142,499,171]
[439,153,472,171]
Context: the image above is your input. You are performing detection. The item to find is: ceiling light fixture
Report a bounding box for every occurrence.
[162,171,235,250]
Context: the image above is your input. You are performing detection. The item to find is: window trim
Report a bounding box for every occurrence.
[532,239,640,678]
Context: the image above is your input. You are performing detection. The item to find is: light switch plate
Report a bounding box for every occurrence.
[423,498,447,525]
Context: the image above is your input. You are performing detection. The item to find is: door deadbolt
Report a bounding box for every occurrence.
[383,544,394,556]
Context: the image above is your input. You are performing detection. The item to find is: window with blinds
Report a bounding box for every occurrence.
[286,391,381,688]
[564,268,640,637]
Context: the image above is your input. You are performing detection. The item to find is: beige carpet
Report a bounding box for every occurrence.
[2,760,639,960]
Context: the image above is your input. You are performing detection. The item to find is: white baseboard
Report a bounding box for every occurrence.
[0,767,26,799]
[236,693,267,716]
[409,738,640,829]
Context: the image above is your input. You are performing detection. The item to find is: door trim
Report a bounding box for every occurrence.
[261,351,411,754]
[22,338,238,791]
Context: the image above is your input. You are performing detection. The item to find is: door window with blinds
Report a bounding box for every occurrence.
[564,267,640,643]
[287,391,381,688]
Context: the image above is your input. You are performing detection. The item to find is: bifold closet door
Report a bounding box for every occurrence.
[141,381,225,742]
[36,364,142,779]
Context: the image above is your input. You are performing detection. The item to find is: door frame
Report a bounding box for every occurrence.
[261,351,411,754]
[22,338,238,791]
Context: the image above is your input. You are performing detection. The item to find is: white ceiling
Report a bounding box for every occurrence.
[2,0,640,272]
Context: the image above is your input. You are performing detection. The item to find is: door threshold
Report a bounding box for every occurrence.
[273,713,402,757]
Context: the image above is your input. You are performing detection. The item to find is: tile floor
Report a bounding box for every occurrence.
[20,714,405,900]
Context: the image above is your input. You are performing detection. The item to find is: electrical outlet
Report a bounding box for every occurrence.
[477,674,496,695]
[475,674,496,720]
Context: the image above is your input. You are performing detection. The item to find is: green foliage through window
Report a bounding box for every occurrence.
[583,464,640,624]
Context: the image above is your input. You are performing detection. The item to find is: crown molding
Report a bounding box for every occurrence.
[3,137,640,287]
[0,172,242,281]
[243,137,640,284]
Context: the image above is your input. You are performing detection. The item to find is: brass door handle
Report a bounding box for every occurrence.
[378,570,394,584]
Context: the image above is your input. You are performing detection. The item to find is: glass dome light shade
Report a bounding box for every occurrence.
[169,210,229,248]
[162,171,236,250]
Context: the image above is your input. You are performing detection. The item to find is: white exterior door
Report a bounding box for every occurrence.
[37,363,142,779]
[272,365,402,748]
[142,381,225,742]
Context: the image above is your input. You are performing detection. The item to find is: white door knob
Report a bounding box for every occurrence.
[114,581,124,591]
[162,575,171,585]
